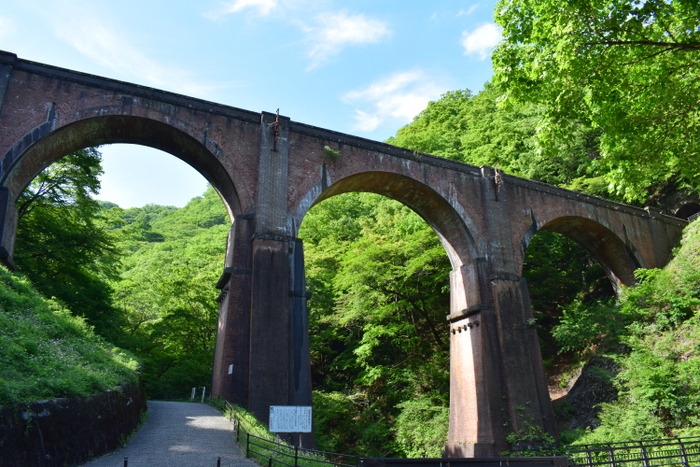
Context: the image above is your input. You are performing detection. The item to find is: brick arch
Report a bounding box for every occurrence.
[296,171,480,270]
[521,215,640,287]
[676,202,700,220]
[1,115,242,217]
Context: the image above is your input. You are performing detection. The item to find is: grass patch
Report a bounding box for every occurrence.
[0,268,140,407]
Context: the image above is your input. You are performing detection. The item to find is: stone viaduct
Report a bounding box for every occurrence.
[0,51,688,456]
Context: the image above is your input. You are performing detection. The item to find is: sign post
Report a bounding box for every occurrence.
[269,406,312,448]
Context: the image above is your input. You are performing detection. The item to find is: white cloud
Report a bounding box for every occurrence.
[205,0,278,19]
[52,13,212,97]
[457,4,480,16]
[305,11,390,69]
[343,71,446,132]
[461,23,501,60]
[0,16,16,39]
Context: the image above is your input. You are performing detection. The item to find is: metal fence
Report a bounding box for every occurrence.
[223,400,568,467]
[361,457,568,467]
[220,399,700,467]
[226,402,359,467]
[567,437,700,467]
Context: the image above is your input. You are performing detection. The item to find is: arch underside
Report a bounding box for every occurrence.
[676,203,700,220]
[310,171,479,270]
[2,115,241,217]
[539,216,639,287]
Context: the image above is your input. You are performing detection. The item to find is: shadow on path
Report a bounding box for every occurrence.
[80,401,260,467]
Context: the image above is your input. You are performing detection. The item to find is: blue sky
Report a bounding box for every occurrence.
[0,0,500,207]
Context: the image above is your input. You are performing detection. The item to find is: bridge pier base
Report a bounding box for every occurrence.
[446,167,557,456]
[212,216,254,407]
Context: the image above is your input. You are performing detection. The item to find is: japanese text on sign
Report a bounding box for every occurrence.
[269,406,312,433]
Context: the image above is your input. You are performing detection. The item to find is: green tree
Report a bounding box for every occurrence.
[493,0,700,202]
[388,84,609,197]
[301,194,451,456]
[14,148,123,339]
[108,187,229,398]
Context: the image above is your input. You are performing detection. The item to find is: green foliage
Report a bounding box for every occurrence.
[493,0,700,202]
[12,147,230,403]
[388,85,607,192]
[14,148,123,341]
[393,395,449,458]
[523,231,615,360]
[0,267,139,407]
[573,220,700,443]
[551,299,622,355]
[301,193,450,456]
[621,221,700,329]
[312,391,363,454]
[323,145,341,159]
[109,187,229,399]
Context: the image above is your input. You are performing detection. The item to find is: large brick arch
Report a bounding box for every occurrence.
[2,115,241,215]
[0,114,244,262]
[296,171,479,270]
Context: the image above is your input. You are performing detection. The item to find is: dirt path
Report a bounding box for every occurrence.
[80,401,260,467]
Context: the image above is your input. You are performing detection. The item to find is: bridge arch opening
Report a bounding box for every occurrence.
[304,171,479,270]
[6,131,234,400]
[295,172,479,456]
[1,115,242,220]
[675,202,700,220]
[521,216,640,288]
[519,217,630,426]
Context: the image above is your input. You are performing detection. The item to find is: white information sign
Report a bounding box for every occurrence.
[269,406,312,433]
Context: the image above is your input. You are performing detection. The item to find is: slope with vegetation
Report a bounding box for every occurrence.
[106,188,229,399]
[4,0,699,454]
[0,267,139,407]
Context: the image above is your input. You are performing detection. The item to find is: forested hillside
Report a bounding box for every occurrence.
[7,83,700,456]
[4,0,699,454]
[107,188,229,399]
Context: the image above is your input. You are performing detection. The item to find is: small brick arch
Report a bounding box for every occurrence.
[522,216,639,287]
[675,202,700,220]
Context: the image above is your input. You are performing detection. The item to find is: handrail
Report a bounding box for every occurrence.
[219,397,700,467]
[567,437,700,467]
[222,399,359,467]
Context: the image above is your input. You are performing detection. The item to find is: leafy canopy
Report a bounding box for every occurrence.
[14,148,123,340]
[493,0,700,202]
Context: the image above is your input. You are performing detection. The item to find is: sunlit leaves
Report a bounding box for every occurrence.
[493,0,700,202]
[300,193,451,455]
[14,148,123,340]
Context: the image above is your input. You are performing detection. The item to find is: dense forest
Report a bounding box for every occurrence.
[2,0,699,458]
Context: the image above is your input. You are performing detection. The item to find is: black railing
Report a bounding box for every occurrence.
[220,399,700,467]
[222,400,569,467]
[361,457,568,467]
[225,400,359,467]
[567,437,700,467]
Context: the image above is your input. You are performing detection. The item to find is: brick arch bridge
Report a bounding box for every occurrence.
[0,51,686,457]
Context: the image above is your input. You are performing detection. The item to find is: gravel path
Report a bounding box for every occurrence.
[80,401,260,467]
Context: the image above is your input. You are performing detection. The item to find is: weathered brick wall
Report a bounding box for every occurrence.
[0,381,147,466]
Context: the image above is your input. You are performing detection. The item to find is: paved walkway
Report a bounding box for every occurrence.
[80,401,260,467]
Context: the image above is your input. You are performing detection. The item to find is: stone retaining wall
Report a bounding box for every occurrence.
[0,381,147,466]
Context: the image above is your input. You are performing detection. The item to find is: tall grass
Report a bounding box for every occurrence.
[0,268,140,407]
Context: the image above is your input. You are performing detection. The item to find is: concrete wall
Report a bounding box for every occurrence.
[0,381,147,467]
